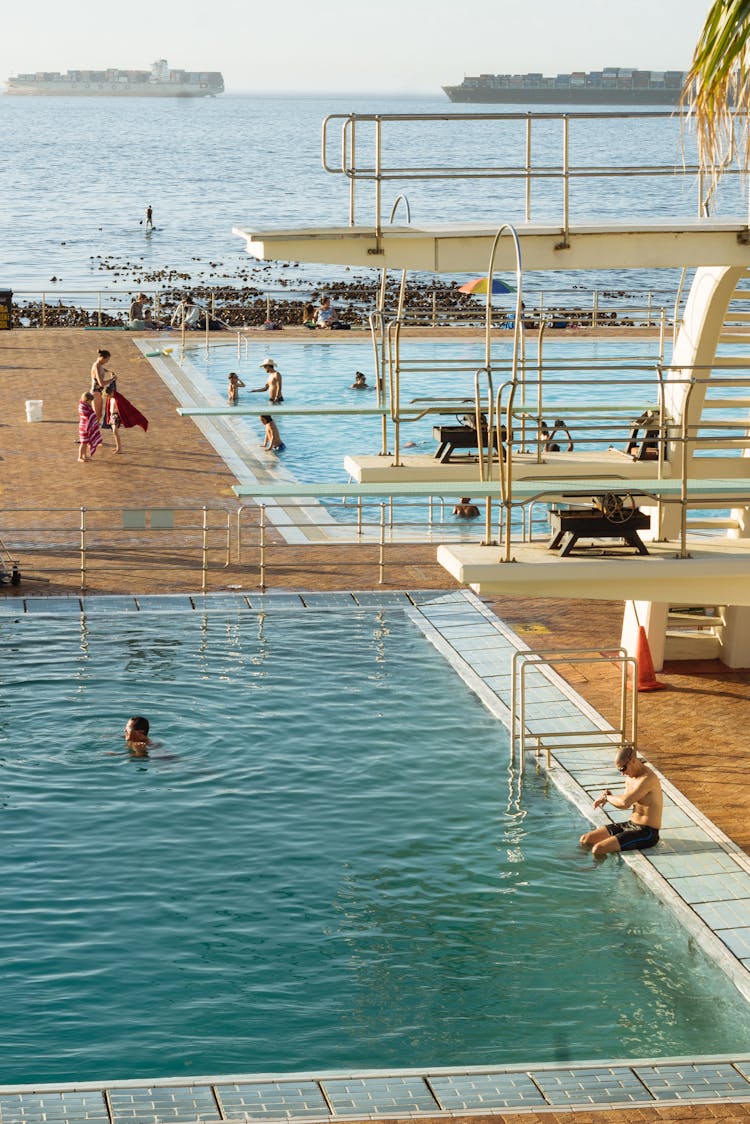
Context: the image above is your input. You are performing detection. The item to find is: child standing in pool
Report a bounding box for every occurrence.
[260,415,285,452]
[227,372,245,404]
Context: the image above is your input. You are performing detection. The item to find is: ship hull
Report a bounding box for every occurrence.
[443,85,682,105]
[6,82,219,97]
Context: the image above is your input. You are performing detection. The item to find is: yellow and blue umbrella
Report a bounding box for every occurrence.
[458,276,515,295]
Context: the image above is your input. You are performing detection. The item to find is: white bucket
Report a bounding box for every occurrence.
[25,399,43,423]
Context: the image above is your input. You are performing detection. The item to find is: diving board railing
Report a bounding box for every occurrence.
[321,110,747,244]
[511,648,637,777]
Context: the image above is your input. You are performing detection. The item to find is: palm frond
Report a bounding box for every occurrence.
[682,0,750,176]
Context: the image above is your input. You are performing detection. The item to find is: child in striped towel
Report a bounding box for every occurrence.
[78,391,103,462]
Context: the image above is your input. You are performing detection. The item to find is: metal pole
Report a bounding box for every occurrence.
[97,292,102,328]
[525,113,532,222]
[379,502,385,585]
[562,115,570,242]
[201,506,208,593]
[225,513,231,567]
[259,504,267,591]
[80,506,87,591]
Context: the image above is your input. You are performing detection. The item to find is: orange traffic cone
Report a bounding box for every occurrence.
[636,625,665,692]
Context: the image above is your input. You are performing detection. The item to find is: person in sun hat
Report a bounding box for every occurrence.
[251,358,283,403]
[579,743,662,857]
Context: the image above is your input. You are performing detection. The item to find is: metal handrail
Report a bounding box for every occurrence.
[320,109,745,233]
[510,647,637,776]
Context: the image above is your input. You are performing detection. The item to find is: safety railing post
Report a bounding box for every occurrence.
[259,504,267,591]
[201,506,208,592]
[525,113,532,222]
[236,505,244,563]
[562,115,570,243]
[225,513,231,567]
[97,292,102,328]
[80,506,87,591]
[379,502,385,585]
[41,294,46,328]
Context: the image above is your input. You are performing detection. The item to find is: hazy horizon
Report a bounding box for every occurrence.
[3,0,712,96]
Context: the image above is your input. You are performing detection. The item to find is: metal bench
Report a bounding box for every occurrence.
[432,423,504,463]
[549,503,651,556]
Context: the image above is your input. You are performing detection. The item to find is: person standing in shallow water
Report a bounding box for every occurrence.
[145,205,154,230]
[227,372,245,404]
[580,743,662,857]
[251,359,283,403]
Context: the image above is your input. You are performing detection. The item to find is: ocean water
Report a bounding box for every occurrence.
[1,605,750,1084]
[1,94,744,298]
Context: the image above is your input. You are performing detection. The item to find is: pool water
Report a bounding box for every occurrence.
[185,337,667,485]
[2,604,750,1084]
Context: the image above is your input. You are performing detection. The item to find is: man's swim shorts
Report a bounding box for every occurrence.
[606,820,660,851]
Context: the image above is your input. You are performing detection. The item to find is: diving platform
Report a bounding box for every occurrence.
[437,537,750,605]
[343,448,674,485]
[233,219,750,273]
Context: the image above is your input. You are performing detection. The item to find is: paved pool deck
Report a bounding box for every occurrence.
[3,330,750,1122]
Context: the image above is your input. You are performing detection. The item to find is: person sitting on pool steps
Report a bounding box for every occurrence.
[579,742,662,856]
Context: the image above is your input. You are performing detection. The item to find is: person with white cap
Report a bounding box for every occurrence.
[251,357,284,403]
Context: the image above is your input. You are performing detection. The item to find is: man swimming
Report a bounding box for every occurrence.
[124,715,152,756]
[579,742,662,857]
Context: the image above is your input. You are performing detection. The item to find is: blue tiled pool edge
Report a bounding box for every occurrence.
[5,588,750,1117]
[3,1057,750,1119]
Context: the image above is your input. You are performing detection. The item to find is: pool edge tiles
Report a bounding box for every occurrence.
[4,1055,750,1119]
[410,589,750,1009]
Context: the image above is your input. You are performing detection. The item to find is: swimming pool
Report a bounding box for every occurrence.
[182,336,666,484]
[2,599,750,1085]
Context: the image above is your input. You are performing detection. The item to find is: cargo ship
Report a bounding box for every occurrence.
[443,67,686,105]
[5,59,224,97]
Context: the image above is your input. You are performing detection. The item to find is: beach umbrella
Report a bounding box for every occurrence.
[458,276,515,295]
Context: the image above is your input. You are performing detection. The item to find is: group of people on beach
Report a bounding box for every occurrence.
[77,348,148,462]
[301,295,349,330]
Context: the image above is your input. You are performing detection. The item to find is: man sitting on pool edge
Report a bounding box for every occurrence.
[580,742,662,857]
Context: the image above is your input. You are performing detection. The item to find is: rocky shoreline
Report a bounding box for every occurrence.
[9,255,666,330]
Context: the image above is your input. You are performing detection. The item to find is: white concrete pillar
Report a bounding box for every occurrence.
[720,606,750,668]
[621,600,669,672]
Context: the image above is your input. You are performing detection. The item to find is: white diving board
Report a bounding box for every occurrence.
[437,538,750,605]
[232,476,750,503]
[233,218,750,273]
[177,406,389,417]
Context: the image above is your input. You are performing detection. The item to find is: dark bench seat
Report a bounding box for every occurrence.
[432,423,503,463]
[549,505,651,556]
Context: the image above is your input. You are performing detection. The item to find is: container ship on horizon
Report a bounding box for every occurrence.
[4,59,224,97]
[443,66,686,105]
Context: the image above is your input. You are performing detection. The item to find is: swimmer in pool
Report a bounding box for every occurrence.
[579,742,662,857]
[124,715,153,757]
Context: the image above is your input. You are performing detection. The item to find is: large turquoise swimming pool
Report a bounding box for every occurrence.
[2,600,750,1085]
[183,337,665,489]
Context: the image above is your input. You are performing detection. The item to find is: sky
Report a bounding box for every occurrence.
[3,0,713,95]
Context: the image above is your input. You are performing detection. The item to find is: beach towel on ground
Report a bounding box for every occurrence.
[78,400,102,455]
[109,391,149,431]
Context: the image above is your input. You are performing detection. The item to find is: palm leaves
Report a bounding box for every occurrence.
[683,0,750,174]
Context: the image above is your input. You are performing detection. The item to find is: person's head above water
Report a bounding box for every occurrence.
[125,715,150,744]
